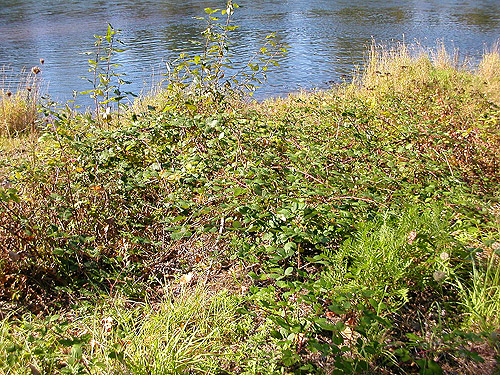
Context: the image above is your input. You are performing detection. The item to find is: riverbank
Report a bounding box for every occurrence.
[1,46,499,374]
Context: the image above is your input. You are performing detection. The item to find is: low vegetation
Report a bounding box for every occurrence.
[1,6,499,374]
[0,65,42,137]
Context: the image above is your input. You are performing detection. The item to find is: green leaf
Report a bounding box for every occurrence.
[171,227,192,240]
[416,359,443,375]
[5,343,18,353]
[284,242,297,255]
[316,319,341,331]
[406,333,422,342]
[108,350,125,362]
[204,7,220,15]
[106,24,113,43]
[6,354,17,366]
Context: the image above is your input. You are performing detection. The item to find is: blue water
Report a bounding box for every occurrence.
[1,0,499,104]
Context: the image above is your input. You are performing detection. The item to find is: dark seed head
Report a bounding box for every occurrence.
[31,66,41,75]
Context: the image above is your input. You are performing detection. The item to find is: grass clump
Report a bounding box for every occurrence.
[0,89,36,136]
[0,66,43,137]
[478,43,500,104]
[456,243,500,332]
[0,286,270,375]
[323,206,457,310]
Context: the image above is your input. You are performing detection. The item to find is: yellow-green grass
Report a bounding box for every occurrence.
[0,286,246,375]
[477,43,500,104]
[0,89,38,137]
[350,41,500,105]
[1,65,44,137]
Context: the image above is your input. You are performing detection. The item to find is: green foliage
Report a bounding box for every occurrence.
[81,24,133,123]
[324,207,455,310]
[454,242,500,331]
[237,202,494,373]
[0,314,93,374]
[158,0,287,114]
[0,289,261,375]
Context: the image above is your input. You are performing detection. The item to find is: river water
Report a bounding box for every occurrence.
[1,0,499,104]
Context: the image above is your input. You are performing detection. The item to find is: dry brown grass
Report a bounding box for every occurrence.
[0,66,42,137]
[478,42,500,104]
[353,41,500,106]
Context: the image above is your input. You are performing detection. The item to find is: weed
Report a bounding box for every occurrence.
[0,66,42,136]
[81,24,133,125]
[137,1,287,115]
[455,243,500,331]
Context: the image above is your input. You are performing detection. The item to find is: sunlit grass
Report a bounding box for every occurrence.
[354,41,500,106]
[324,206,452,309]
[454,236,500,332]
[0,66,42,137]
[0,89,37,137]
[0,285,267,375]
[477,42,500,104]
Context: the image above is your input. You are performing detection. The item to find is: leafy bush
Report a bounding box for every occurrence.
[137,1,287,115]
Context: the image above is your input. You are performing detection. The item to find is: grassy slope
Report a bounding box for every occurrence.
[0,48,499,374]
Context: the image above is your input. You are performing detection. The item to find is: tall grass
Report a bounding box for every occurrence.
[455,245,500,332]
[357,41,500,104]
[477,42,500,104]
[0,66,42,137]
[0,286,251,375]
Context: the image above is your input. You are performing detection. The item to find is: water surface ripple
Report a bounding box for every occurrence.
[1,0,499,103]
